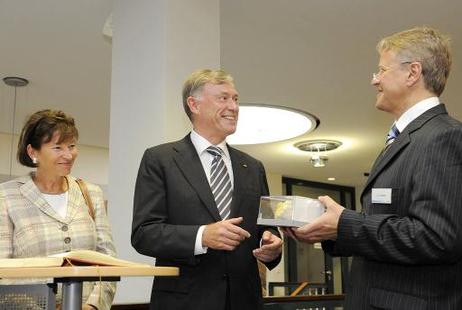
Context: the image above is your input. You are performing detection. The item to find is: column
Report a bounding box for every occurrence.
[109,0,220,303]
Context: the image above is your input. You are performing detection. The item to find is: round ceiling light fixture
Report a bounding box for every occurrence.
[294,139,342,168]
[3,76,29,87]
[227,104,319,145]
[310,154,328,168]
[294,139,342,152]
[3,76,29,179]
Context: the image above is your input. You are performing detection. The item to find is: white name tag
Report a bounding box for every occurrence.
[371,188,392,204]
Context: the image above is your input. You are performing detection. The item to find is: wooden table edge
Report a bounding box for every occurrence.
[0,266,179,278]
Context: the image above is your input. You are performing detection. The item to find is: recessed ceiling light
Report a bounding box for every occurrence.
[227,104,319,145]
[327,177,336,181]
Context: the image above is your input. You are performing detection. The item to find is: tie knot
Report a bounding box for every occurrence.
[386,124,400,145]
[206,146,222,157]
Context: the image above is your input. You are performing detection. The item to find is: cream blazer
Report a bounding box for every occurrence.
[0,174,117,310]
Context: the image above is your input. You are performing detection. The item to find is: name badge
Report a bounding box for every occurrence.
[371,188,392,204]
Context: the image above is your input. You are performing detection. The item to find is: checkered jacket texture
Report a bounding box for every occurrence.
[0,174,117,310]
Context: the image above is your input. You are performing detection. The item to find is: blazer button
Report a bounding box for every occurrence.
[64,237,71,244]
[61,225,68,232]
[222,274,229,279]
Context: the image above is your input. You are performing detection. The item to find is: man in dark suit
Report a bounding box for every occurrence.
[284,27,462,309]
[132,69,283,310]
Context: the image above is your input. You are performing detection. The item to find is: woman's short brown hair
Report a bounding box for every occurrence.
[17,109,79,168]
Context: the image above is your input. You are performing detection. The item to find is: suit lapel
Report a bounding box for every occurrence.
[362,104,448,196]
[19,174,62,221]
[65,175,86,223]
[363,134,410,191]
[172,135,221,221]
[228,146,247,218]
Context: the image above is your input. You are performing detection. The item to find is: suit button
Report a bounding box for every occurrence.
[64,237,71,244]
[222,274,228,279]
[61,225,68,232]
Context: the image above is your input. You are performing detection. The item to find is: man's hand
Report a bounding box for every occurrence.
[202,217,250,251]
[253,230,283,262]
[282,195,344,244]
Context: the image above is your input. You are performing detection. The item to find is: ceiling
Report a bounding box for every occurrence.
[1,0,461,190]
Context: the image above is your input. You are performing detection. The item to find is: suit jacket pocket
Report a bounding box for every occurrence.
[171,257,200,266]
[154,276,192,294]
[370,288,427,310]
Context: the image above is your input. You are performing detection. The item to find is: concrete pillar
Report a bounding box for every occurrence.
[109,0,220,303]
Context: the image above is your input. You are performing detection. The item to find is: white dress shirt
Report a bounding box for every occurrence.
[394,97,440,133]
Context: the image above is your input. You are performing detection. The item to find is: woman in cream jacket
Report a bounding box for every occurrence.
[0,109,116,310]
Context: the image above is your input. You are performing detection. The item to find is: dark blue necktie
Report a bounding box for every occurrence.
[385,124,400,146]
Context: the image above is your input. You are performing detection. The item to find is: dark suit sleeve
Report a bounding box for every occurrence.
[256,161,282,270]
[131,148,199,259]
[326,127,462,265]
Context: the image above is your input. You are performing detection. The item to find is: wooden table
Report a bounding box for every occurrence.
[0,265,179,310]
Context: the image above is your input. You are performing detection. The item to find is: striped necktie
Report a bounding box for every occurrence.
[206,146,232,220]
[385,124,400,146]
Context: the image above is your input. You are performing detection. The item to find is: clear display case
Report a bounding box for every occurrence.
[257,196,325,227]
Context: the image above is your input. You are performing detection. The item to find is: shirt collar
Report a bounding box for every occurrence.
[394,97,440,133]
[190,130,230,159]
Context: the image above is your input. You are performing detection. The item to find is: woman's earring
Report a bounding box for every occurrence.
[32,157,37,164]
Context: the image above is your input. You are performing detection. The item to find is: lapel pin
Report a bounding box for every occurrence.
[242,163,248,168]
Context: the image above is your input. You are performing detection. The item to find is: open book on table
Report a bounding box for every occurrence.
[0,250,151,268]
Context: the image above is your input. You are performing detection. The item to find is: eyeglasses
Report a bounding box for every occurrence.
[372,61,412,81]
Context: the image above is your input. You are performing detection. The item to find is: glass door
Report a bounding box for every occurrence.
[283,177,355,295]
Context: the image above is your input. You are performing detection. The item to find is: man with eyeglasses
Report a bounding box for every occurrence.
[284,27,462,309]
